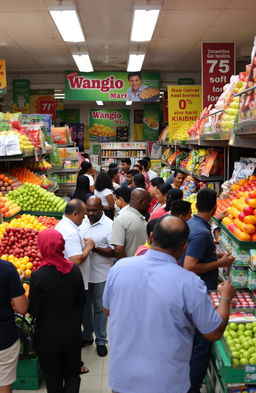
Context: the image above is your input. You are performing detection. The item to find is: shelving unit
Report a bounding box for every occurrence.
[100,142,148,167]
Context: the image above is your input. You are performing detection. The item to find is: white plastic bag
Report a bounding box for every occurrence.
[0,132,6,156]
[5,132,21,156]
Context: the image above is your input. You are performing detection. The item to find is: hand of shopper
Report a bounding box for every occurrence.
[19,270,25,282]
[215,210,228,222]
[217,281,236,301]
[84,238,95,250]
[218,253,234,267]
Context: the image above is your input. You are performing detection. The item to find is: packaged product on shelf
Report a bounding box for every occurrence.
[250,250,256,270]
[230,266,248,287]
[65,147,78,161]
[181,176,198,199]
[0,132,6,155]
[51,126,71,145]
[49,145,63,169]
[248,268,256,290]
[22,114,52,134]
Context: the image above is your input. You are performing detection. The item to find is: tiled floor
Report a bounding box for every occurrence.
[13,344,111,393]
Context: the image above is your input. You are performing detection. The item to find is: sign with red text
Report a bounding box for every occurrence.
[202,42,235,108]
[30,90,57,118]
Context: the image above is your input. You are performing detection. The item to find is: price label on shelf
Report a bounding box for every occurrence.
[202,42,235,108]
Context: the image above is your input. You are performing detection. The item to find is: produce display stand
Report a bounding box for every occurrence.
[21,210,63,219]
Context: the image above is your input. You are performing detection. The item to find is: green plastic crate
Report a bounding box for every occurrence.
[220,223,255,250]
[13,358,42,390]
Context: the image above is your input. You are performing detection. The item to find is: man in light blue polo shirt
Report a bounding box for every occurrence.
[103,215,235,393]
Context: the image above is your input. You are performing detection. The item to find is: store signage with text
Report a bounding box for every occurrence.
[168,85,202,142]
[202,42,235,108]
[89,109,130,141]
[65,71,160,102]
[12,79,30,113]
[30,89,57,118]
[0,60,7,94]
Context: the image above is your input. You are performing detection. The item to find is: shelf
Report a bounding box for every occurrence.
[43,184,59,193]
[101,148,147,151]
[58,183,76,187]
[0,153,35,161]
[179,167,223,182]
[52,169,79,173]
[101,156,145,159]
[200,132,230,141]
[56,143,75,147]
[233,85,256,97]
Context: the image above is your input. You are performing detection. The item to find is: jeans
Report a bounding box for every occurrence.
[188,328,212,393]
[38,347,81,393]
[83,282,108,346]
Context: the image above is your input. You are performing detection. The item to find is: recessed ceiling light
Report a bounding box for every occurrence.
[127,53,145,72]
[49,6,85,43]
[131,8,160,42]
[72,53,93,72]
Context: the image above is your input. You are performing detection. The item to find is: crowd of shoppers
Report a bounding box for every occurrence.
[0,156,236,393]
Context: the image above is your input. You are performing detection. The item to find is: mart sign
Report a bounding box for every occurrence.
[202,42,235,108]
[65,71,160,102]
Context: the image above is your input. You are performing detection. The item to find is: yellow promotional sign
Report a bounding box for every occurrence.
[168,85,202,142]
[0,60,7,93]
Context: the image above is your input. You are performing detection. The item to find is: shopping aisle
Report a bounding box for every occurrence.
[13,345,111,393]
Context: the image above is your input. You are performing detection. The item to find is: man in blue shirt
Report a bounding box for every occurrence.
[183,188,234,393]
[126,72,147,102]
[103,215,235,393]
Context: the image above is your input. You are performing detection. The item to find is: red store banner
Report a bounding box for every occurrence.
[201,42,235,108]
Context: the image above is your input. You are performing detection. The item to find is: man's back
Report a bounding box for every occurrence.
[111,206,147,256]
[103,249,220,393]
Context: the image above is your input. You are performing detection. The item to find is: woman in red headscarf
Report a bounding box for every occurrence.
[29,229,86,393]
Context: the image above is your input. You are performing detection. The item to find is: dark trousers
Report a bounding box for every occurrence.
[38,347,81,393]
[188,328,212,393]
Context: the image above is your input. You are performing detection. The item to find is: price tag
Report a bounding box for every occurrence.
[245,365,256,383]
[202,43,235,108]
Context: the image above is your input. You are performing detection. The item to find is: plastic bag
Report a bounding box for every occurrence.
[0,132,6,156]
[49,144,63,168]
[5,132,21,156]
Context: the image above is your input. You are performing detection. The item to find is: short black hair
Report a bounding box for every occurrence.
[108,167,119,179]
[197,188,217,212]
[153,216,189,250]
[114,186,131,203]
[95,171,113,192]
[127,169,139,177]
[146,218,160,237]
[157,183,171,195]
[144,156,151,163]
[150,176,164,187]
[173,169,186,178]
[134,173,146,188]
[133,164,142,172]
[138,159,148,170]
[65,199,85,215]
[165,188,183,211]
[171,200,191,216]
[128,72,142,80]
[109,163,118,169]
[79,160,92,176]
[121,158,131,166]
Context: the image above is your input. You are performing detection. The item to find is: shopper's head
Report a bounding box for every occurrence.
[132,164,142,173]
[79,160,92,175]
[173,169,186,188]
[152,215,189,259]
[130,188,150,213]
[108,167,120,184]
[138,159,148,172]
[165,188,183,211]
[149,177,164,198]
[156,183,171,205]
[114,186,131,209]
[127,169,139,186]
[171,200,192,222]
[65,199,86,226]
[73,175,91,202]
[144,156,151,170]
[86,196,103,224]
[146,218,160,243]
[38,229,65,261]
[134,173,146,189]
[197,188,217,216]
[121,158,131,173]
[95,171,113,192]
[109,163,118,170]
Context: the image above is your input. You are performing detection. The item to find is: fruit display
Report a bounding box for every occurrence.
[209,290,256,309]
[172,122,194,141]
[7,183,66,212]
[184,192,197,215]
[1,254,34,278]
[0,174,21,192]
[23,283,30,297]
[0,195,21,218]
[27,159,52,172]
[179,148,223,177]
[10,168,43,186]
[36,216,59,228]
[224,322,256,366]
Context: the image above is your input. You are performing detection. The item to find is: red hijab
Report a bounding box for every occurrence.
[37,229,73,274]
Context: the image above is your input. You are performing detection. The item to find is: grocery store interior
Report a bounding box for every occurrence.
[1,0,256,392]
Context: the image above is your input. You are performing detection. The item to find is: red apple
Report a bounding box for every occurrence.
[249,191,256,199]
[239,212,245,222]
[243,206,254,216]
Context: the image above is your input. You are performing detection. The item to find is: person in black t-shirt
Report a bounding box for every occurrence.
[0,259,28,392]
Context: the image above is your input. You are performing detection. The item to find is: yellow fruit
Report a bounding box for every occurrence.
[24,269,31,278]
[26,262,33,269]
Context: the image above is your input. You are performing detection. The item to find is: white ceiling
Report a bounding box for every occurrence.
[0,0,255,75]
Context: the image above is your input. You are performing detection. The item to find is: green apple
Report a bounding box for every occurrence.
[245,330,253,337]
[229,323,238,331]
[240,358,248,365]
[233,358,240,366]
[246,323,253,330]
[238,324,245,331]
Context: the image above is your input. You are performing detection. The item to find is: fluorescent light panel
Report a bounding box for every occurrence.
[49,7,85,42]
[131,9,160,42]
[96,101,104,106]
[72,53,93,72]
[126,101,132,106]
[127,54,145,72]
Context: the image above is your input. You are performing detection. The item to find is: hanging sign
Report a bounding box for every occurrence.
[202,42,235,108]
[0,60,7,94]
[12,79,30,113]
[143,104,160,141]
[168,85,202,142]
[89,109,130,141]
[30,89,57,118]
[65,71,160,102]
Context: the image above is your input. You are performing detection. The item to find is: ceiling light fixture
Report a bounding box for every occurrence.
[96,101,104,106]
[131,7,160,42]
[72,53,94,72]
[127,53,145,72]
[48,6,85,42]
[126,101,132,106]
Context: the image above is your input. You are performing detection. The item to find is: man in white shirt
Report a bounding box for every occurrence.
[79,196,115,357]
[144,156,158,180]
[55,199,95,292]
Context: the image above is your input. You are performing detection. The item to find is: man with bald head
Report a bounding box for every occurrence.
[79,196,115,357]
[111,188,150,258]
[103,215,236,393]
